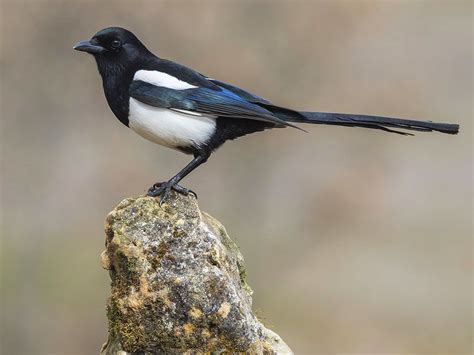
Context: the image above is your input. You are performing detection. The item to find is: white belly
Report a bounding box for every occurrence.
[128,98,216,150]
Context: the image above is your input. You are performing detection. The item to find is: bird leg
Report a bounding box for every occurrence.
[147,153,209,205]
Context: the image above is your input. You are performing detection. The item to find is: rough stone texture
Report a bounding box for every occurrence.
[100,193,293,354]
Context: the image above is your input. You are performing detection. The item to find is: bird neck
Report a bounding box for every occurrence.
[97,61,136,127]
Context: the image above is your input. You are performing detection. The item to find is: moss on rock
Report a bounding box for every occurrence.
[101,192,293,354]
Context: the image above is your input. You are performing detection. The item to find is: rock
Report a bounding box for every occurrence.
[100,192,293,354]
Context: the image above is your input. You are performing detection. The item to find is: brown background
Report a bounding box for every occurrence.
[1,0,472,354]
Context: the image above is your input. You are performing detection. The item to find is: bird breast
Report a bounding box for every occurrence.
[128,98,216,150]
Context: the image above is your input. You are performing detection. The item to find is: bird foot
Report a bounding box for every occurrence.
[147,181,197,205]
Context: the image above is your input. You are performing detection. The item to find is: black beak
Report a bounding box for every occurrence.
[73,40,107,54]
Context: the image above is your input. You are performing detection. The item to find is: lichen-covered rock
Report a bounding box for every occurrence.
[100,192,293,354]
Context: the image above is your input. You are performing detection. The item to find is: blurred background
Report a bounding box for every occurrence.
[1,0,472,354]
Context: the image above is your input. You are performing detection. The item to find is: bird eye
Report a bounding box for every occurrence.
[111,39,121,49]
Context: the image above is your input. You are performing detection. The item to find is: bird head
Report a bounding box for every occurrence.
[74,27,152,74]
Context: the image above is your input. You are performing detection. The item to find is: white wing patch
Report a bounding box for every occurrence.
[133,70,197,90]
[170,108,210,117]
[128,98,216,150]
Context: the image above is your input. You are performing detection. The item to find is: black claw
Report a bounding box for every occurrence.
[171,184,197,198]
[159,188,170,206]
[146,181,197,204]
[147,182,165,197]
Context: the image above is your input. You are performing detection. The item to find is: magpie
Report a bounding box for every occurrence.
[74,27,459,204]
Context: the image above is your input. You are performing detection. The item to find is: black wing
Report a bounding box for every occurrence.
[129,80,304,130]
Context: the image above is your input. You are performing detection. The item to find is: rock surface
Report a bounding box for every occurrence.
[100,193,293,354]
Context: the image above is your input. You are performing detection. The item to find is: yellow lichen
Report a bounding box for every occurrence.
[127,290,142,310]
[183,323,194,335]
[120,243,142,259]
[125,274,155,310]
[217,302,231,318]
[174,219,185,227]
[174,277,183,285]
[138,275,151,297]
[100,250,111,270]
[157,288,173,308]
[188,306,203,319]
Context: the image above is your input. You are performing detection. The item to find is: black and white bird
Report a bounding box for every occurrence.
[74,27,459,204]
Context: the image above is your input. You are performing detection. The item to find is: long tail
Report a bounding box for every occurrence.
[298,111,460,135]
[261,104,460,136]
